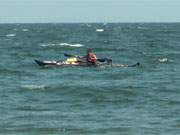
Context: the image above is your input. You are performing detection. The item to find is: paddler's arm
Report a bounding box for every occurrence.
[97,58,112,64]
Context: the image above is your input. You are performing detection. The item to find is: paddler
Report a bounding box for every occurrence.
[85,48,97,65]
[64,48,112,65]
[76,48,97,65]
[80,48,112,65]
[86,48,113,65]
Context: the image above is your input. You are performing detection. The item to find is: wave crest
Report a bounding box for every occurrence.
[21,84,46,90]
[6,34,16,37]
[40,43,84,47]
[96,29,104,32]
[22,29,29,32]
[158,58,168,63]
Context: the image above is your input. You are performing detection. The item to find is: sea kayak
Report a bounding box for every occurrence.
[34,59,140,68]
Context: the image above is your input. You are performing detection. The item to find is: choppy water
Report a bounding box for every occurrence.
[0,23,180,135]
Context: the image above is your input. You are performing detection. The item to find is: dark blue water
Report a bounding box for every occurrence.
[0,23,180,135]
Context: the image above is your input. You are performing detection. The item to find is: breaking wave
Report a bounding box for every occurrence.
[6,34,16,37]
[40,43,84,47]
[96,29,104,32]
[22,29,29,32]
[158,58,168,63]
[21,84,47,90]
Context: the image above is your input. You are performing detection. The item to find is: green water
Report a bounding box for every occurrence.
[0,23,180,135]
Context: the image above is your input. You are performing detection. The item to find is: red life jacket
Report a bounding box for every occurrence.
[87,53,97,63]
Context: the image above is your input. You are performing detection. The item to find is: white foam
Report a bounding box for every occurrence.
[96,29,104,32]
[59,43,83,47]
[137,26,148,30]
[59,43,71,46]
[6,34,16,37]
[22,29,29,32]
[39,43,56,47]
[158,58,168,63]
[86,24,92,27]
[40,43,84,47]
[21,84,46,90]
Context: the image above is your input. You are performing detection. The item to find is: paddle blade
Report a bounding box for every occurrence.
[64,53,75,57]
[128,62,140,67]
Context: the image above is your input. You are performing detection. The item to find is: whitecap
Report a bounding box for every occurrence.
[59,43,84,47]
[86,24,92,27]
[137,26,148,30]
[21,84,46,90]
[96,29,104,32]
[39,43,56,47]
[158,58,168,63]
[40,43,84,47]
[6,34,16,37]
[22,29,29,32]
[39,44,47,47]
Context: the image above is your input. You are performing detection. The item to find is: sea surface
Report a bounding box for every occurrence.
[0,23,180,135]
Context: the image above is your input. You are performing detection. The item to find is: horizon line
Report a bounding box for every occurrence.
[0,21,180,24]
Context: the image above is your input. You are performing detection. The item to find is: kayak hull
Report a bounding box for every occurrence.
[34,59,100,67]
[34,59,140,68]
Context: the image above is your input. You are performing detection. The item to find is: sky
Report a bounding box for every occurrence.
[0,0,180,23]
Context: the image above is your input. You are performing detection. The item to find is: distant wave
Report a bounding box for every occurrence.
[59,43,84,47]
[93,47,127,52]
[137,26,149,30]
[21,84,46,90]
[40,43,84,47]
[158,58,168,63]
[6,34,16,37]
[96,29,104,32]
[39,43,55,47]
[22,29,29,32]
[86,24,92,27]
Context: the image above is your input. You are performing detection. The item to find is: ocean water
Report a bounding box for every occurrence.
[0,23,180,135]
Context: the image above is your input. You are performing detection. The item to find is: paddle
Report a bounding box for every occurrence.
[64,53,81,58]
[113,62,140,67]
[128,62,140,67]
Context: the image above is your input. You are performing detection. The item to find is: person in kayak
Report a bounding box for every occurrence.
[85,48,97,65]
[78,48,97,65]
[86,48,114,65]
[64,48,112,65]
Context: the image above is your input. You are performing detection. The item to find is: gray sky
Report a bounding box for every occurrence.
[0,0,180,23]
